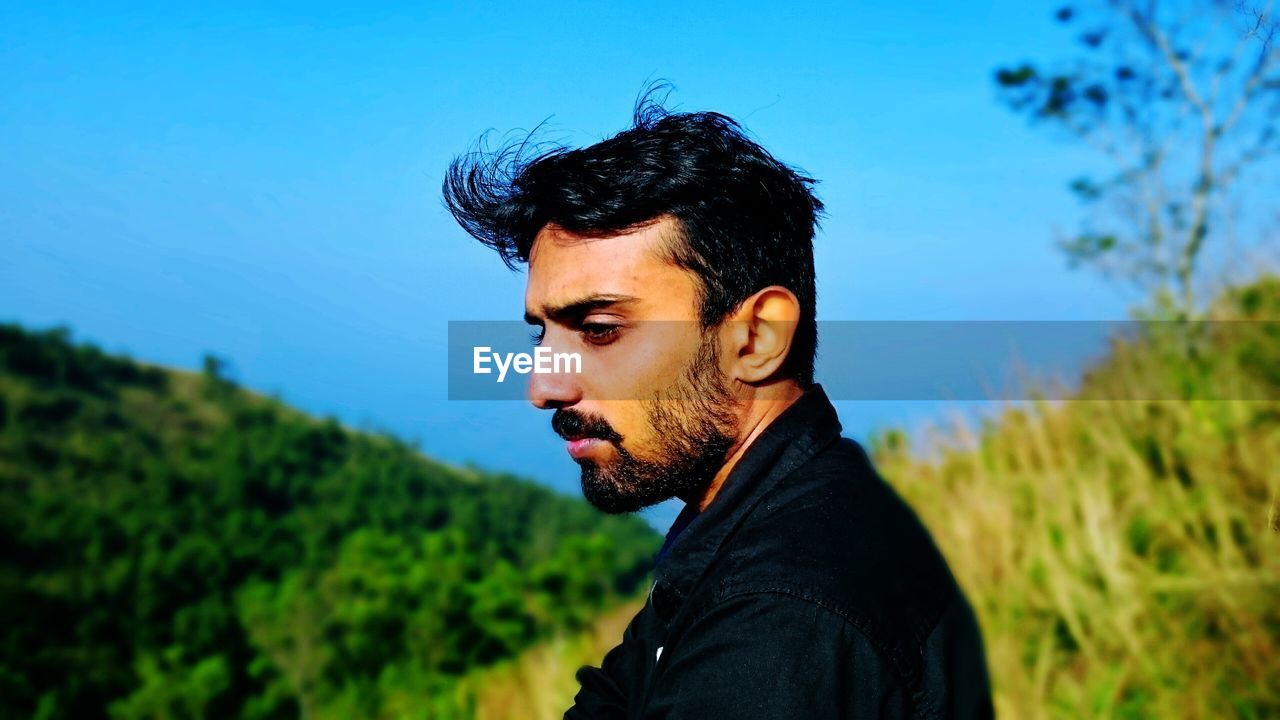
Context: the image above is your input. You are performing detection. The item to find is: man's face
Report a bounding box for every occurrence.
[524,216,741,513]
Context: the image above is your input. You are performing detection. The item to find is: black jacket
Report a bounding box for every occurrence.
[564,385,994,719]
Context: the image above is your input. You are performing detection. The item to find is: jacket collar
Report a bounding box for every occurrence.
[650,383,843,618]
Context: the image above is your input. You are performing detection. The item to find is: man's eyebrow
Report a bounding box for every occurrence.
[523,294,640,324]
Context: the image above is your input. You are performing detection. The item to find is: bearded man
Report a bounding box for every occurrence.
[444,94,994,719]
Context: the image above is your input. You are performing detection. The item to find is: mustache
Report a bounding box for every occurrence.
[552,409,623,443]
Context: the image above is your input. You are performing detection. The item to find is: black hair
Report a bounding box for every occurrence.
[443,85,825,386]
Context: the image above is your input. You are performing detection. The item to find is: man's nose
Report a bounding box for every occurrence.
[527,347,583,410]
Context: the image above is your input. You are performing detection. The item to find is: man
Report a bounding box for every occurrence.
[444,95,993,718]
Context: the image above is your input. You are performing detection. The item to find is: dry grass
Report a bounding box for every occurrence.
[875,394,1279,718]
[870,292,1280,718]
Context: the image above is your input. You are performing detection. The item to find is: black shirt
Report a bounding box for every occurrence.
[653,501,699,566]
[564,384,994,719]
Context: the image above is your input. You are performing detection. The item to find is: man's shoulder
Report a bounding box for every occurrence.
[716,436,969,682]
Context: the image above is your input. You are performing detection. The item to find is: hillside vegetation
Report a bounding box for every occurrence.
[3,278,1277,719]
[869,278,1280,718]
[0,325,659,719]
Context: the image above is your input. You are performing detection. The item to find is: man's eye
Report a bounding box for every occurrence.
[529,327,546,346]
[580,323,621,345]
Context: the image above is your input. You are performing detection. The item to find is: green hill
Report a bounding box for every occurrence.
[6,278,1277,719]
[0,325,660,719]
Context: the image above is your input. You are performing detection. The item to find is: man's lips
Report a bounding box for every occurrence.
[565,437,608,459]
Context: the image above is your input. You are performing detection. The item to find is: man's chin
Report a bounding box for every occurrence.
[579,470,668,515]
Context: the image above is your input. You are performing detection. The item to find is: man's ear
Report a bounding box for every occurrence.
[723,286,801,384]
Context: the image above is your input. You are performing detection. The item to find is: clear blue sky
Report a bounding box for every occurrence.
[1,2,1139,527]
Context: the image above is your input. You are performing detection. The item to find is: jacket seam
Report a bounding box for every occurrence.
[907,593,968,718]
[695,584,922,692]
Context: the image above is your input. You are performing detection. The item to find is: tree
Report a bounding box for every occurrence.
[996,1,1279,316]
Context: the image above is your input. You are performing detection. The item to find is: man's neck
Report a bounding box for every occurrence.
[686,382,806,512]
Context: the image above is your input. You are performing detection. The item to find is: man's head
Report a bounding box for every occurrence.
[445,93,824,513]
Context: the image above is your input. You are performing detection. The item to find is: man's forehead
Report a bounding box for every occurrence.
[524,218,685,315]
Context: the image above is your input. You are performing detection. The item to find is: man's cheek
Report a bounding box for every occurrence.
[606,337,693,399]
[577,355,637,402]
[619,418,660,459]
[595,408,635,444]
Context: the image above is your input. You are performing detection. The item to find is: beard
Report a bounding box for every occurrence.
[551,331,739,514]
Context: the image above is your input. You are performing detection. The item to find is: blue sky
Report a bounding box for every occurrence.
[1,2,1140,527]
